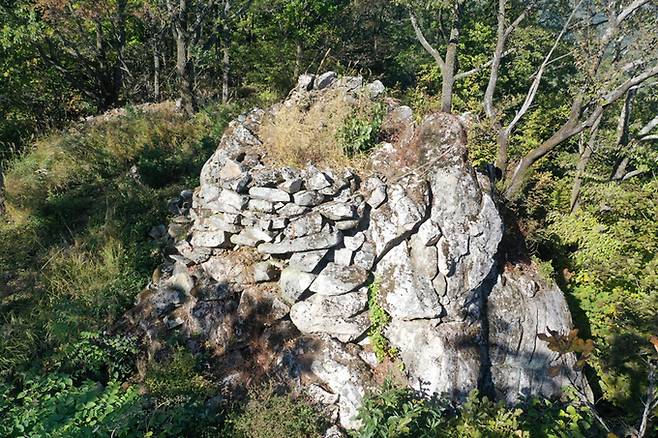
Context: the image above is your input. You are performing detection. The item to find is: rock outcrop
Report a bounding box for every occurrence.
[126,73,589,432]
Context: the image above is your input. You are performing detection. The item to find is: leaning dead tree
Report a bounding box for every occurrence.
[570,82,657,213]
[610,92,658,182]
[493,0,658,197]
[409,0,657,198]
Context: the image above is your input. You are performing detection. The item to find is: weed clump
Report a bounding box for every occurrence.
[261,88,384,169]
[223,385,328,438]
[367,280,398,363]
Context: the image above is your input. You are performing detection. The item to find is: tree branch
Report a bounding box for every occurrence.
[409,12,445,71]
[503,0,538,39]
[638,115,658,138]
[504,1,582,136]
[603,64,658,105]
[617,0,651,24]
[454,50,511,81]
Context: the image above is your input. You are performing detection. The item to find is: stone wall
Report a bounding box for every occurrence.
[127,72,588,433]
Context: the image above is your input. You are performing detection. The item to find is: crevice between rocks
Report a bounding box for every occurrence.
[372,183,433,270]
[476,243,504,400]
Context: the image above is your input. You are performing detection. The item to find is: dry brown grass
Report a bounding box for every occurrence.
[260,89,376,171]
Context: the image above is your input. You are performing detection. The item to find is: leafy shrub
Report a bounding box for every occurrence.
[354,383,598,438]
[532,255,556,282]
[0,373,141,437]
[42,238,145,345]
[339,102,385,157]
[3,104,225,220]
[51,331,139,382]
[145,347,215,404]
[0,314,41,378]
[520,392,596,438]
[354,380,448,438]
[544,180,658,417]
[451,391,527,437]
[224,385,328,438]
[0,104,237,378]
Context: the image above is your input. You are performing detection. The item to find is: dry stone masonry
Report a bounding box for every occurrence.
[128,73,590,434]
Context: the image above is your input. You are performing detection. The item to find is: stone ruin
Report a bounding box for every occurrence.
[126,72,589,433]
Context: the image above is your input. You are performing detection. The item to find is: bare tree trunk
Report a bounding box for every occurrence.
[409,1,463,114]
[503,0,655,197]
[175,33,196,114]
[153,44,160,101]
[112,0,127,107]
[221,0,231,104]
[440,0,463,113]
[0,170,5,217]
[222,44,230,104]
[293,41,302,80]
[440,58,455,113]
[173,0,197,115]
[495,129,510,176]
[637,361,657,437]
[505,62,658,198]
[484,0,507,119]
[570,114,601,213]
[505,98,584,197]
[610,88,637,180]
[484,0,537,177]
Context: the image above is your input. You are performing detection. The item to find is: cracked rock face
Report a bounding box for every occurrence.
[126,73,588,432]
[487,266,593,403]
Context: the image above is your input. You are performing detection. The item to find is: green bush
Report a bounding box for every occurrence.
[354,380,448,438]
[451,391,526,438]
[0,104,238,379]
[224,385,328,438]
[542,179,658,419]
[145,347,216,404]
[354,383,598,438]
[0,373,141,437]
[51,331,139,382]
[339,102,386,157]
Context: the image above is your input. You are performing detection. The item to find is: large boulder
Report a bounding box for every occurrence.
[488,266,592,403]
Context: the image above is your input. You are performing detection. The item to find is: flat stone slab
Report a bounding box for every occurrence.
[249,187,291,203]
[334,248,354,265]
[247,199,275,213]
[278,178,303,194]
[293,190,325,207]
[315,201,357,221]
[218,189,249,211]
[310,262,368,296]
[278,203,310,217]
[253,261,279,282]
[285,212,324,239]
[190,230,231,248]
[257,231,342,254]
[344,232,365,251]
[289,249,329,273]
[290,299,370,343]
[230,227,276,247]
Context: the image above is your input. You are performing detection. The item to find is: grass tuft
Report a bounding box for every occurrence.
[260,89,383,170]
